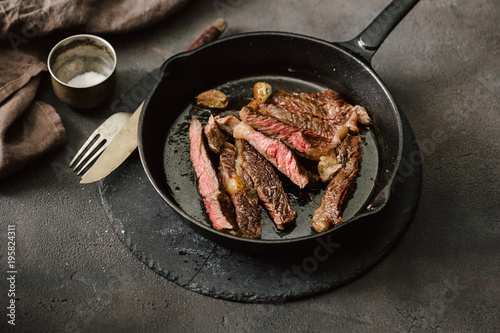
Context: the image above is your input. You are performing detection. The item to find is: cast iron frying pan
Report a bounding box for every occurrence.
[138,0,420,252]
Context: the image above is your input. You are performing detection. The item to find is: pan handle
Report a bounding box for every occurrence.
[338,0,420,63]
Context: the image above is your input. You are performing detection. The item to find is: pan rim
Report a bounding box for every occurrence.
[138,31,404,246]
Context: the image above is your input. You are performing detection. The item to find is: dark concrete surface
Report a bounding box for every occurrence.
[1,0,499,332]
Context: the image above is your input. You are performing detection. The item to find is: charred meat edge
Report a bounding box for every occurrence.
[216,113,319,188]
[189,119,236,232]
[219,142,262,238]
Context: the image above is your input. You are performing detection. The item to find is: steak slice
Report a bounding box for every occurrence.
[252,88,371,144]
[204,115,227,154]
[233,113,319,189]
[255,103,351,144]
[236,139,296,230]
[219,142,261,238]
[312,135,362,232]
[189,119,236,232]
[216,112,320,188]
[239,106,336,160]
[270,89,371,125]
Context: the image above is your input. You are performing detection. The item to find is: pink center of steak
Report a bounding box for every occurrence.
[233,119,316,189]
[189,119,235,231]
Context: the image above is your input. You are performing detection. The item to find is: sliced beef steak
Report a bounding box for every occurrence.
[253,88,371,144]
[270,89,371,125]
[254,103,343,143]
[189,119,236,232]
[312,135,362,232]
[204,115,227,154]
[233,110,319,189]
[236,140,296,230]
[255,103,351,144]
[189,84,371,237]
[219,142,261,238]
[239,106,336,160]
[216,112,319,188]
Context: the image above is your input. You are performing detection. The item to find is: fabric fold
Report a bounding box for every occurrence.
[0,51,66,178]
[1,0,190,41]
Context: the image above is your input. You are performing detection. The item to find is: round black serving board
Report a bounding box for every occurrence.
[99,70,421,303]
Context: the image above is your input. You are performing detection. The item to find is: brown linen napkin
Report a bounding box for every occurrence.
[0,50,66,178]
[0,0,190,41]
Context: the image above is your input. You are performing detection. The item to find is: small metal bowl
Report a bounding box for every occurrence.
[48,34,116,109]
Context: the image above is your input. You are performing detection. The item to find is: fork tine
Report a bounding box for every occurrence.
[71,136,105,172]
[76,140,109,176]
[70,112,132,177]
[70,112,129,169]
[69,133,100,168]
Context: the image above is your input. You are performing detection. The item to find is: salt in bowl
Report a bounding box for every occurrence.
[48,34,116,109]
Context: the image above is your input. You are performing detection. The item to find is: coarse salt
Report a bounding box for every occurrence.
[67,71,108,87]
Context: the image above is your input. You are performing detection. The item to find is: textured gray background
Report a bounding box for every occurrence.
[1,0,499,332]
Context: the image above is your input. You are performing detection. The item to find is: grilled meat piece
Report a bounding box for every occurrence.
[189,119,236,232]
[236,140,296,230]
[204,115,227,154]
[255,103,351,144]
[219,142,261,238]
[270,89,371,125]
[216,112,319,188]
[233,114,319,189]
[252,88,370,144]
[312,135,362,232]
[239,106,336,160]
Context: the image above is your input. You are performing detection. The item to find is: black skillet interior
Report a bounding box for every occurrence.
[138,31,404,250]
